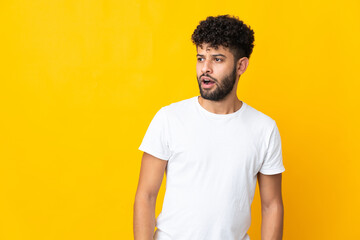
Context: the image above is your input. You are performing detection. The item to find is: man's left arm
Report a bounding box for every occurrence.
[257,172,284,240]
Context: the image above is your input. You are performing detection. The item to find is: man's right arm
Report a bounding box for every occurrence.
[133,152,168,240]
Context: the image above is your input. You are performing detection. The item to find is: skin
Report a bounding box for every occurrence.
[134,152,167,240]
[196,43,248,115]
[134,43,284,240]
[258,172,284,240]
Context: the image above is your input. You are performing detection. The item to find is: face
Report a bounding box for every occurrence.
[196,43,238,101]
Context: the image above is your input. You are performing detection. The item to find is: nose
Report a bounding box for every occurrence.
[201,59,212,75]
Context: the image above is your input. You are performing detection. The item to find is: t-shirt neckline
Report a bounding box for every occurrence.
[194,95,247,120]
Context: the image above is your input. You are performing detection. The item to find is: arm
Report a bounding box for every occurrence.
[257,172,284,240]
[133,152,168,240]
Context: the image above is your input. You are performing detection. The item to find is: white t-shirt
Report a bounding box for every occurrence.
[138,96,285,240]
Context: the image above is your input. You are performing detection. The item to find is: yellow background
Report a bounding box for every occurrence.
[0,0,359,239]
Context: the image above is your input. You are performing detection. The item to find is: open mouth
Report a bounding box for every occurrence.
[203,79,213,84]
[201,79,215,88]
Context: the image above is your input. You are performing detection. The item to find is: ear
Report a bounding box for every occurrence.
[236,57,249,76]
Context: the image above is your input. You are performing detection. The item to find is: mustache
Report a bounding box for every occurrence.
[199,74,217,83]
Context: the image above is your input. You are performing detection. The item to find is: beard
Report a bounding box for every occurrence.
[197,67,237,101]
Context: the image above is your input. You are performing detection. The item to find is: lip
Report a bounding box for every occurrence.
[201,76,215,82]
[201,80,215,89]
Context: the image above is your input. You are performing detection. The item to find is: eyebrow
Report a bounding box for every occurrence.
[196,54,227,58]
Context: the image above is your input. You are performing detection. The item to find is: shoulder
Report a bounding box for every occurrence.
[242,102,277,132]
[160,96,196,116]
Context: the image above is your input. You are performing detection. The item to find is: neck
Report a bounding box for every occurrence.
[198,94,243,115]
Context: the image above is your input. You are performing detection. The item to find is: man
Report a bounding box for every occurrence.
[134,15,285,240]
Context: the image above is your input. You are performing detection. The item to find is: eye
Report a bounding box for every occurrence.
[214,58,223,62]
[197,57,204,62]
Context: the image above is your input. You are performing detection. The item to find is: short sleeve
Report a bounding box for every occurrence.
[138,107,171,161]
[259,120,285,175]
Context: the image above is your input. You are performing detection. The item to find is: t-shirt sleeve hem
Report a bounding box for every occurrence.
[259,167,285,175]
[138,145,170,161]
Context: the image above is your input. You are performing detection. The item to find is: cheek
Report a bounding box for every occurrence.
[218,65,233,77]
[219,64,230,72]
[196,65,202,76]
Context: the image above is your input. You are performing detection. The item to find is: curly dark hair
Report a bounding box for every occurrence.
[191,15,255,61]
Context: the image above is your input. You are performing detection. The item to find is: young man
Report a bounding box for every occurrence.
[134,15,285,240]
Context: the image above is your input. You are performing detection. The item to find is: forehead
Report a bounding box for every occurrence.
[197,43,231,54]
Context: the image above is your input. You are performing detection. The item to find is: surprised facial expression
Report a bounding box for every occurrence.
[196,43,238,101]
